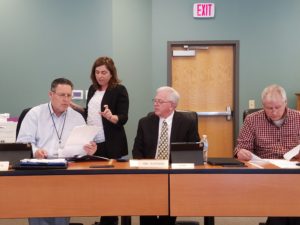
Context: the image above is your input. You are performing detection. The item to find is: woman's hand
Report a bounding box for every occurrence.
[100,105,118,124]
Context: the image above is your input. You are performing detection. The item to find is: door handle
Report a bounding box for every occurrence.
[196,106,232,121]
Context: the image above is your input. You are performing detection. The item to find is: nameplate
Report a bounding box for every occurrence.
[171,163,195,169]
[0,161,9,171]
[129,159,169,169]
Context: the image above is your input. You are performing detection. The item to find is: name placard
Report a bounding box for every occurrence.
[171,163,195,169]
[129,159,169,169]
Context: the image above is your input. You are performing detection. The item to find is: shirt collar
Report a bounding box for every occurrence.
[48,102,68,117]
[159,111,174,125]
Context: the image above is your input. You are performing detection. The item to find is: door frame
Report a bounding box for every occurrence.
[167,40,240,146]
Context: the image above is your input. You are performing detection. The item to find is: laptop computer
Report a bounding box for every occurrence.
[170,142,204,165]
[0,143,32,166]
[207,157,245,166]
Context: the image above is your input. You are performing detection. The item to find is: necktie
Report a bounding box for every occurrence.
[157,120,169,160]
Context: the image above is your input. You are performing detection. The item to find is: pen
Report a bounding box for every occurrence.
[89,165,114,168]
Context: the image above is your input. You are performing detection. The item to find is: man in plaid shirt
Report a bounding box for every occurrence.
[235,84,300,225]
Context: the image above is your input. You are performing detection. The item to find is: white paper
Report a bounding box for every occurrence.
[248,153,268,168]
[59,125,100,158]
[250,153,263,161]
[268,159,300,169]
[0,161,9,171]
[283,144,300,161]
[0,121,17,143]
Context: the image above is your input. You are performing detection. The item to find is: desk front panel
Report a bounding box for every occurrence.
[0,173,168,218]
[170,173,300,216]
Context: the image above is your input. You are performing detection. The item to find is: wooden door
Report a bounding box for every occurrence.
[168,41,239,157]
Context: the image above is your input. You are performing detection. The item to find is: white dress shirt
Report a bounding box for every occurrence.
[17,102,86,158]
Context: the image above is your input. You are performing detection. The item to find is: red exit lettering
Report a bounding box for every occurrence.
[193,3,215,18]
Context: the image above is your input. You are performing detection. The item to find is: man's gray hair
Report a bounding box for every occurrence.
[156,86,180,106]
[261,84,287,103]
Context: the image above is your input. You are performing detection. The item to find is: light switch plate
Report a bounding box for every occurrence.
[249,100,255,109]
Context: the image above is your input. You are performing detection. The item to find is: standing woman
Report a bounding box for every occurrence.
[72,56,129,225]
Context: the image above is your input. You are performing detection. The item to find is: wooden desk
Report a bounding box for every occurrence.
[170,163,300,217]
[2,160,300,221]
[296,93,300,110]
[0,161,169,218]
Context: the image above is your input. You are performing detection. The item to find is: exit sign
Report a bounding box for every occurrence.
[193,3,215,18]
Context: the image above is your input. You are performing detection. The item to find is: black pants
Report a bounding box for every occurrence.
[140,216,176,225]
[98,216,118,225]
[96,142,108,157]
[266,217,300,225]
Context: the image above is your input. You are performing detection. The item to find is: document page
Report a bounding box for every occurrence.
[283,144,300,161]
[59,125,100,158]
[248,153,268,168]
[268,159,300,169]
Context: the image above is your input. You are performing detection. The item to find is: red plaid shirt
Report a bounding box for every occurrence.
[235,108,300,159]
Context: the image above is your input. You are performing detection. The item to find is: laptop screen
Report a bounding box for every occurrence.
[170,142,204,165]
[0,143,32,166]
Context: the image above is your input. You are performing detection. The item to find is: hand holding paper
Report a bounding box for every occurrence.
[59,125,100,158]
[283,144,300,161]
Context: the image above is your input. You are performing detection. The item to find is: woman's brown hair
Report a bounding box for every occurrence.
[90,56,121,90]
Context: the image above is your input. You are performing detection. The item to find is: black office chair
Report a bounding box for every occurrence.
[16,107,32,139]
[242,108,262,122]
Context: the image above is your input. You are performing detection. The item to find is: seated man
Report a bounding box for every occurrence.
[132,86,200,225]
[17,78,97,225]
[235,84,300,225]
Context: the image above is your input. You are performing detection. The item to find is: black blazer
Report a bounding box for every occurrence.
[132,111,200,159]
[86,84,129,158]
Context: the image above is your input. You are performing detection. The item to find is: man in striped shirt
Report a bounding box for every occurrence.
[235,84,300,225]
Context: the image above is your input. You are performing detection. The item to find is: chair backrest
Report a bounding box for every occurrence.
[147,110,198,126]
[177,110,199,129]
[242,108,262,122]
[16,107,32,140]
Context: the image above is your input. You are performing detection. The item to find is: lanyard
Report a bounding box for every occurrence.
[48,103,67,146]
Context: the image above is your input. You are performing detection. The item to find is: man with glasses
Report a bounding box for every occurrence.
[17,77,97,225]
[235,84,300,225]
[132,86,200,225]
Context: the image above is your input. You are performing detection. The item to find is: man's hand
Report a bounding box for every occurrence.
[83,141,97,155]
[34,149,48,159]
[293,150,300,160]
[236,149,252,161]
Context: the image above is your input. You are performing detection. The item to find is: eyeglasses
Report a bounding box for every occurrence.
[152,99,172,104]
[52,91,72,99]
[263,102,286,112]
